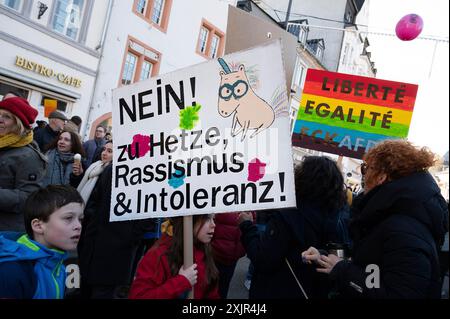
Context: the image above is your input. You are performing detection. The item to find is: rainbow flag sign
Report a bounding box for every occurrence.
[292,69,418,159]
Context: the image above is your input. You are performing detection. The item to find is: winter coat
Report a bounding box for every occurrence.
[82,138,106,168]
[0,232,67,299]
[77,165,154,286]
[240,202,348,299]
[0,141,47,231]
[211,213,246,266]
[330,171,448,299]
[129,234,220,299]
[33,125,58,151]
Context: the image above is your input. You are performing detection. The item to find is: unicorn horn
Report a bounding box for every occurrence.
[218,58,231,74]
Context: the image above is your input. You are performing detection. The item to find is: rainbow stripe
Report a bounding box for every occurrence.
[292,69,418,159]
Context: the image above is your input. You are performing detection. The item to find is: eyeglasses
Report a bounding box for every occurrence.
[219,80,249,101]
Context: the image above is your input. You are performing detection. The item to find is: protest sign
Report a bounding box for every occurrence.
[292,69,418,159]
[111,40,296,221]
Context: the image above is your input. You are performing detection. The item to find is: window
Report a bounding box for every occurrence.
[289,107,298,133]
[196,19,225,60]
[122,53,138,85]
[198,27,209,54]
[0,81,29,100]
[133,0,172,32]
[287,21,309,45]
[151,0,164,25]
[119,36,161,86]
[136,0,147,14]
[140,60,153,81]
[345,11,353,24]
[51,0,85,40]
[209,35,220,58]
[292,59,306,92]
[41,96,68,113]
[287,23,301,38]
[316,46,323,60]
[342,43,350,66]
[298,27,307,44]
[1,0,22,11]
[293,63,305,89]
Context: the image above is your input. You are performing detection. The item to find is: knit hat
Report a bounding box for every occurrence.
[0,97,38,129]
[48,110,68,121]
[70,115,82,126]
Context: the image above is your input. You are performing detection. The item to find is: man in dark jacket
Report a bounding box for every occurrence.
[33,111,67,151]
[82,125,106,168]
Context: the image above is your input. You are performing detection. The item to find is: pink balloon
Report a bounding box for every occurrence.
[395,14,424,41]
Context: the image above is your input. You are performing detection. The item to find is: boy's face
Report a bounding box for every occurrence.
[35,202,84,251]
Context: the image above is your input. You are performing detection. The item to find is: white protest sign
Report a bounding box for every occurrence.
[111,40,296,221]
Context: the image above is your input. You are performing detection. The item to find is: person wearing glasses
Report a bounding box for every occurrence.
[82,125,107,168]
[302,139,448,298]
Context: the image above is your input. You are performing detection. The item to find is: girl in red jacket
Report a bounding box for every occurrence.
[129,214,220,299]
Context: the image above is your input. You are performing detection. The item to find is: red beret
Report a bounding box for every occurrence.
[0,97,38,129]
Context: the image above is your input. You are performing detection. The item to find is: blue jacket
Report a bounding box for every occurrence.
[0,232,67,299]
[82,138,106,168]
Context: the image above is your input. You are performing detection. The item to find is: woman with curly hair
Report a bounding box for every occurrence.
[303,139,448,298]
[238,156,349,299]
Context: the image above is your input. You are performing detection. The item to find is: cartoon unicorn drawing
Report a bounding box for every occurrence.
[217,58,275,141]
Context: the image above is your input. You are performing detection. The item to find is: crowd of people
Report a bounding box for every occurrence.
[0,93,448,299]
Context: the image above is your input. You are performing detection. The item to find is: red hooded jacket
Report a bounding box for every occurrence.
[211,212,247,266]
[129,234,219,299]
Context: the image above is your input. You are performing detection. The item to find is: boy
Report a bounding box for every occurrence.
[0,185,84,298]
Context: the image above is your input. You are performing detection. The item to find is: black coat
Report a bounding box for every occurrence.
[33,125,58,151]
[330,172,448,299]
[240,202,347,299]
[77,165,154,286]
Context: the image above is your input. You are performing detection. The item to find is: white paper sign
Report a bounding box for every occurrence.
[111,40,296,221]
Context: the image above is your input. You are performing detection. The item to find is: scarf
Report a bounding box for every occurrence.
[43,149,74,186]
[77,160,108,204]
[0,131,33,149]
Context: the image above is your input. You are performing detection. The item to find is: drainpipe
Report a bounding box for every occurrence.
[284,0,293,30]
[82,0,114,141]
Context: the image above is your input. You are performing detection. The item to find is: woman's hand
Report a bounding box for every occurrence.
[315,254,343,274]
[72,161,84,176]
[301,246,321,264]
[179,263,198,287]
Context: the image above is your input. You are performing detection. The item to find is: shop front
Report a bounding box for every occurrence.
[0,46,95,135]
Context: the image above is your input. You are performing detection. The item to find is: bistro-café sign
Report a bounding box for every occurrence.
[14,56,82,88]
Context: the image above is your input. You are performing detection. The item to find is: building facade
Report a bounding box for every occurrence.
[338,1,376,77]
[251,0,376,77]
[236,0,378,182]
[85,0,234,139]
[0,0,109,134]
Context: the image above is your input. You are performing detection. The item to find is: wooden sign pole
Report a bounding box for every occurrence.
[183,215,194,299]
